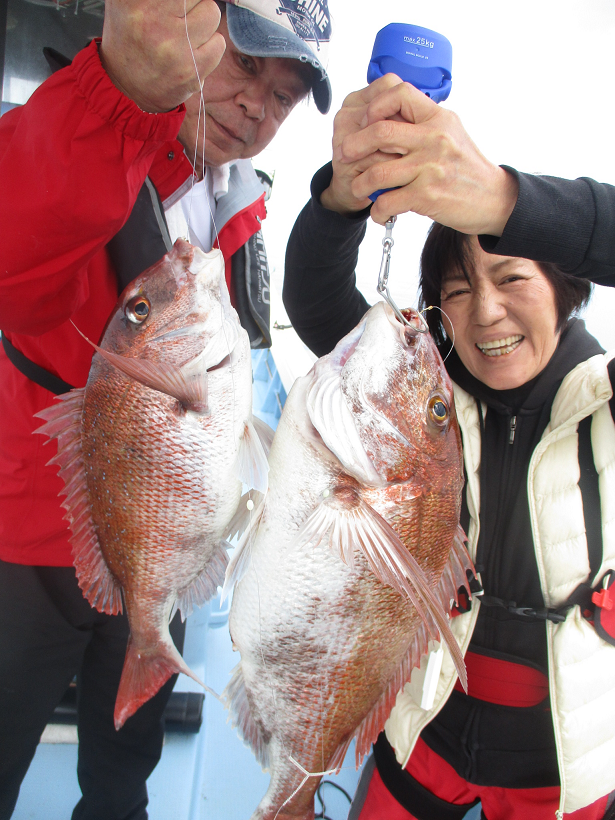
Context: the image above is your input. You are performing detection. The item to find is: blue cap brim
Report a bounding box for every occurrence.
[226,5,331,114]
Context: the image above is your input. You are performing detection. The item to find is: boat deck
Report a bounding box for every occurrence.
[13,595,363,820]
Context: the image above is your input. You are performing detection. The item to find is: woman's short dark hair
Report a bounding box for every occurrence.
[418,223,593,347]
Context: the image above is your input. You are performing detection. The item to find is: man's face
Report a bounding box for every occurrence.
[178,15,311,170]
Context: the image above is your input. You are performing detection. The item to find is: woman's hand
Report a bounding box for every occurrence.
[319,74,405,215]
[100,0,226,113]
[332,79,519,236]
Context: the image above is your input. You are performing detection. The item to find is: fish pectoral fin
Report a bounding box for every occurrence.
[251,415,275,456]
[171,541,229,622]
[72,325,209,412]
[34,390,123,616]
[296,487,467,692]
[235,420,269,493]
[223,490,265,542]
[221,496,266,601]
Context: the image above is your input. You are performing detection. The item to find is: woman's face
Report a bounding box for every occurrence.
[440,238,561,390]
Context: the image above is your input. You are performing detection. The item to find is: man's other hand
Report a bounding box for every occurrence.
[100,0,226,114]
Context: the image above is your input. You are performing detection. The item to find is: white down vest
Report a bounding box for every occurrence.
[384,352,615,817]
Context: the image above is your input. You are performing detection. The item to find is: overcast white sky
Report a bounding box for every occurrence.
[255,0,615,382]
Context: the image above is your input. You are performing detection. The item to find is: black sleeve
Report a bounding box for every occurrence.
[608,358,615,424]
[479,168,615,287]
[283,163,371,357]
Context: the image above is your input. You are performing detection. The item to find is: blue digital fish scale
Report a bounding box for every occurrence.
[367,23,452,201]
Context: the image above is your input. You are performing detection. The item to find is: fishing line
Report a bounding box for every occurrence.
[182,2,237,444]
[182,0,218,245]
[420,305,456,362]
[273,756,353,820]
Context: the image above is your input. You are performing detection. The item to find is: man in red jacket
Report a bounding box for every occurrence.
[0,1,331,818]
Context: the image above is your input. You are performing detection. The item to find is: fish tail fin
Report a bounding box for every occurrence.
[114,638,203,730]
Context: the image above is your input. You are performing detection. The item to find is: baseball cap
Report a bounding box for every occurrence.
[224,0,332,114]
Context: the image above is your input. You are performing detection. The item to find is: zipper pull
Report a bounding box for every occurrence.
[509,415,517,445]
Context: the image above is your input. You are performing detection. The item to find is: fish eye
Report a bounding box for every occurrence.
[125,296,151,324]
[428,396,449,425]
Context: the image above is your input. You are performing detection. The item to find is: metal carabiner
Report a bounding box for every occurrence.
[376,217,428,333]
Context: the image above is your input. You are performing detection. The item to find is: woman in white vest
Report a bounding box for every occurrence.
[283,75,615,820]
[361,225,615,820]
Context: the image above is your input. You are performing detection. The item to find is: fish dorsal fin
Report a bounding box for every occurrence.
[72,325,208,413]
[352,630,434,765]
[433,526,475,613]
[224,663,270,771]
[235,419,269,493]
[34,392,123,615]
[295,487,467,692]
[306,368,380,485]
[347,529,475,766]
[171,540,229,621]
[221,495,266,601]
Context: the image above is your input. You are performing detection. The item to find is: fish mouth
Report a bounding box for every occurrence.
[207,352,232,372]
[358,303,424,448]
[476,335,524,357]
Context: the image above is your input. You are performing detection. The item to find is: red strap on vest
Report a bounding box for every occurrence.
[592,570,615,645]
[453,651,549,707]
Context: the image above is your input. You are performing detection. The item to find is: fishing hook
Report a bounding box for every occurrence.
[376,217,428,333]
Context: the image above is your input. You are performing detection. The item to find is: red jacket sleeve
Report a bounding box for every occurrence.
[0,40,186,336]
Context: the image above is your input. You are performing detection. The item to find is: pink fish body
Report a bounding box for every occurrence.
[225,302,473,820]
[36,239,268,729]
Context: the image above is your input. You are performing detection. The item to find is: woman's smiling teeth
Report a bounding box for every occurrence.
[476,335,524,357]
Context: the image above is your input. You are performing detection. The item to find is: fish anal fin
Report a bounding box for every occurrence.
[114,636,205,730]
[172,541,229,621]
[224,663,270,771]
[235,420,269,493]
[34,390,122,616]
[296,486,467,691]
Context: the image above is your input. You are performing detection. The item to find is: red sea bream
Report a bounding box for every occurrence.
[225,302,473,820]
[36,239,268,729]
